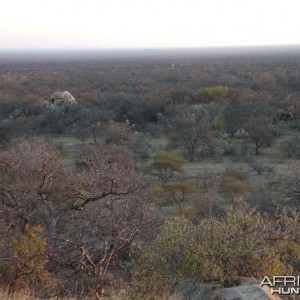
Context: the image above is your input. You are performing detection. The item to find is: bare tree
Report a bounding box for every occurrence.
[244,115,278,155]
[280,137,300,158]
[0,138,156,298]
[164,105,213,161]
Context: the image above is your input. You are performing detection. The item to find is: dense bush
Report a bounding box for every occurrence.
[131,203,300,298]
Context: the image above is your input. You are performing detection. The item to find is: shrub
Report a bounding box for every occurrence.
[220,168,249,198]
[0,225,54,297]
[246,158,275,175]
[131,204,299,297]
[280,137,300,159]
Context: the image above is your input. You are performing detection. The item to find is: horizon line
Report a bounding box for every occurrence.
[1,43,300,52]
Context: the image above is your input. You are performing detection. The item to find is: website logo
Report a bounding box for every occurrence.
[260,276,300,295]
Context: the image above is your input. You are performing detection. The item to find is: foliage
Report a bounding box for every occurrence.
[0,224,52,297]
[2,49,300,299]
[147,152,196,214]
[130,218,199,297]
[197,86,228,103]
[186,189,224,220]
[155,180,198,214]
[146,153,187,185]
[214,114,227,130]
[131,203,299,297]
[220,168,249,198]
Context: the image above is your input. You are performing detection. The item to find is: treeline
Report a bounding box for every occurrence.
[0,51,300,126]
[1,51,300,146]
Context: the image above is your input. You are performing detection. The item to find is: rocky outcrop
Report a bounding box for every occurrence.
[170,278,281,300]
[45,91,77,112]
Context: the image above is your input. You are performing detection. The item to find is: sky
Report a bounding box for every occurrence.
[0,0,299,49]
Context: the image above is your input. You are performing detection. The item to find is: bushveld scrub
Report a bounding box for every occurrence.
[1,50,300,298]
[130,202,300,298]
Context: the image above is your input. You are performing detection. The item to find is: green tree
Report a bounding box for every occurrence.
[220,168,249,199]
[146,152,187,185]
[214,114,227,131]
[198,85,228,103]
[155,180,197,215]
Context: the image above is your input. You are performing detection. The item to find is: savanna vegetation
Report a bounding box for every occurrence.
[0,47,300,299]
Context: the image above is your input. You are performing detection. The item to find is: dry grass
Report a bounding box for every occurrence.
[0,289,78,300]
[0,290,38,300]
[163,293,185,300]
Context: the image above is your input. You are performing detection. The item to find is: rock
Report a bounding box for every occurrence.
[47,91,77,105]
[170,280,222,300]
[45,91,77,112]
[211,284,280,300]
[170,278,281,300]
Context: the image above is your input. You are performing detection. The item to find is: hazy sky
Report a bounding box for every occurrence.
[0,0,299,49]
